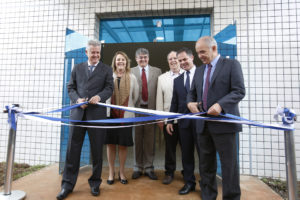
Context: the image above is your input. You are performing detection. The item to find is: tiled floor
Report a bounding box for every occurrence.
[0,164,282,200]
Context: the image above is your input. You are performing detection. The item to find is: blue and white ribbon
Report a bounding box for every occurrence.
[6,102,295,131]
[5,105,20,130]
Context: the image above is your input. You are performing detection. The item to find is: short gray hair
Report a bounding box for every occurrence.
[86,39,101,51]
[200,36,218,49]
[135,48,149,57]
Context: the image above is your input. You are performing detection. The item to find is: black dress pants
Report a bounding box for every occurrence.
[198,124,240,200]
[62,119,106,190]
[179,121,200,186]
[163,123,180,176]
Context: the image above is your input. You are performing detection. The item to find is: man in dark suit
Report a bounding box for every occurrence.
[187,36,245,200]
[166,47,200,195]
[56,39,113,200]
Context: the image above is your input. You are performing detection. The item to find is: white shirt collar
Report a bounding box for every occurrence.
[186,65,196,74]
[169,68,183,76]
[88,61,99,67]
[138,65,149,72]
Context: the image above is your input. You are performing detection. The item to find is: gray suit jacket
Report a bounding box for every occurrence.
[131,65,162,110]
[68,61,113,120]
[187,57,245,133]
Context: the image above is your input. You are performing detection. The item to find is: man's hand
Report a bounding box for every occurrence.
[77,98,88,109]
[207,103,222,116]
[166,124,173,135]
[89,95,101,104]
[187,102,199,113]
[157,121,164,131]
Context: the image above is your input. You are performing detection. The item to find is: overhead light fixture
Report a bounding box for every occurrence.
[153,37,164,42]
[156,20,162,27]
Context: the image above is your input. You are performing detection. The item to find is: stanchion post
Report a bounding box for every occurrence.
[284,128,298,200]
[3,118,18,195]
[0,104,26,200]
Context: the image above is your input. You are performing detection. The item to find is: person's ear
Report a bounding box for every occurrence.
[212,45,217,52]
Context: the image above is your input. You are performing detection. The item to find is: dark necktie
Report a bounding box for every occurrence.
[141,68,148,101]
[185,70,190,92]
[89,65,95,77]
[203,64,212,111]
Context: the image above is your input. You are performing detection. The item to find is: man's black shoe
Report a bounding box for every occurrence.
[56,188,72,200]
[132,171,142,179]
[178,184,195,195]
[144,171,158,180]
[91,187,100,196]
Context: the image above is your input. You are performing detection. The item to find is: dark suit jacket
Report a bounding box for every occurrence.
[187,57,245,133]
[68,61,113,121]
[169,73,192,129]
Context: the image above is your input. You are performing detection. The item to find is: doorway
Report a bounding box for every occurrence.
[100,41,203,171]
[101,41,203,72]
[99,15,211,171]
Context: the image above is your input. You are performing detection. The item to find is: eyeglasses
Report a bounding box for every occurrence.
[137,55,148,60]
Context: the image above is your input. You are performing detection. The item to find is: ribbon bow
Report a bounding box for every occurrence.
[5,104,20,130]
[274,105,297,125]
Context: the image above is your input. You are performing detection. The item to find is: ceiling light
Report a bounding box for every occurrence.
[156,37,164,40]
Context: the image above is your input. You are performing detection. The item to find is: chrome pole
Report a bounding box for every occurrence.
[3,121,17,195]
[0,104,26,200]
[284,129,298,200]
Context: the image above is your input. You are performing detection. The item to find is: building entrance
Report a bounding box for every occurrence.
[62,15,237,176]
[100,41,202,171]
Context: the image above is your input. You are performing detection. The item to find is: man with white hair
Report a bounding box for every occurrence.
[187,36,245,200]
[57,39,113,200]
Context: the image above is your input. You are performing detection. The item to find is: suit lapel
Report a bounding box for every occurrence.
[210,57,223,87]
[198,65,205,99]
[148,65,154,83]
[83,62,90,79]
[89,62,101,79]
[178,74,187,95]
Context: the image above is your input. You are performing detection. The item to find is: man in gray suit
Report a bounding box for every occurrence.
[57,39,113,200]
[187,36,245,200]
[131,48,162,180]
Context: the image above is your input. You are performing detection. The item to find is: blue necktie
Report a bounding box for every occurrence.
[89,65,95,77]
[185,70,190,92]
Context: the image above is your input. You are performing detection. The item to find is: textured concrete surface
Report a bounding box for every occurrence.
[0,164,282,200]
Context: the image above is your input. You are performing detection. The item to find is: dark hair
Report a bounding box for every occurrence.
[176,47,193,57]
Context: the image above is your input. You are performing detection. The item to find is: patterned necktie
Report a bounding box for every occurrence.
[185,70,190,92]
[89,65,95,77]
[141,68,148,101]
[203,64,212,111]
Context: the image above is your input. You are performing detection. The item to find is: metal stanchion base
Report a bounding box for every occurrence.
[0,190,26,200]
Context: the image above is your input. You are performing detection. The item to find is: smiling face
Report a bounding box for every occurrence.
[86,45,101,65]
[195,39,217,64]
[136,53,149,68]
[167,51,180,73]
[177,51,194,71]
[115,54,127,73]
